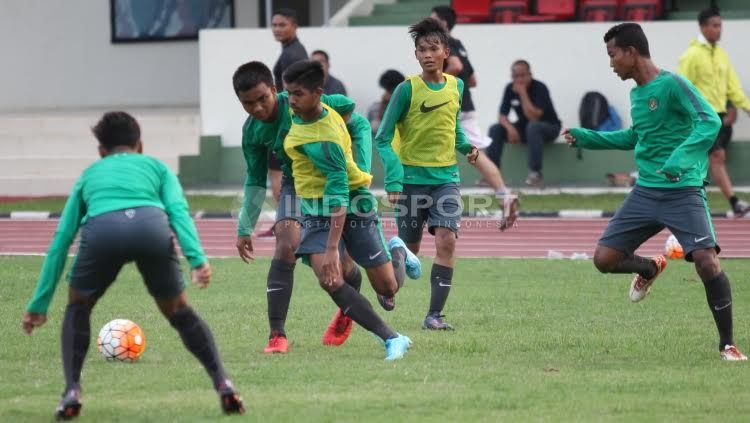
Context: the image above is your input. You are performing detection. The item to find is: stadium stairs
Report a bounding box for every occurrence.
[0,108,200,196]
[348,0,448,26]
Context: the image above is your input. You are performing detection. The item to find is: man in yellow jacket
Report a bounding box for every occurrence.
[679,6,750,217]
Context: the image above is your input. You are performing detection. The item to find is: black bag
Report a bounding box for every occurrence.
[579,91,611,130]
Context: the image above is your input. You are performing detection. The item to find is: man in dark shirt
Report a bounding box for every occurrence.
[272,8,308,92]
[487,60,561,187]
[311,49,347,95]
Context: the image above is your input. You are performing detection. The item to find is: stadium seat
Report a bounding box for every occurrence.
[452,0,491,23]
[490,0,529,23]
[620,0,662,21]
[579,0,618,22]
[536,0,576,19]
[516,14,560,23]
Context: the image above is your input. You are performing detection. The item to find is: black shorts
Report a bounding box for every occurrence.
[69,207,186,300]
[296,213,390,268]
[395,183,462,244]
[709,113,732,153]
[268,150,283,171]
[599,185,720,262]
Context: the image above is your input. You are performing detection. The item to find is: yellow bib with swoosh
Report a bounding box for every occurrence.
[284,104,372,199]
[396,74,460,167]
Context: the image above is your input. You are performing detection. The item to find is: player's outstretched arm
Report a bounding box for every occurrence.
[567,127,636,151]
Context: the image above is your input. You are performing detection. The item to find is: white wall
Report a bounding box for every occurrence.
[0,0,259,111]
[200,20,750,147]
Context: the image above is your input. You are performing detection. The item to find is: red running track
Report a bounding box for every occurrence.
[1,218,748,258]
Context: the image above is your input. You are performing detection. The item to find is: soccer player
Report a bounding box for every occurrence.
[563,23,746,361]
[20,112,245,420]
[375,18,487,331]
[233,61,382,353]
[282,60,412,360]
[430,6,516,202]
[678,6,750,217]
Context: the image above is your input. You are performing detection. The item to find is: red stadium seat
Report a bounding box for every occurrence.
[490,0,529,23]
[536,0,576,19]
[620,0,662,21]
[452,0,491,23]
[516,14,560,23]
[579,0,618,22]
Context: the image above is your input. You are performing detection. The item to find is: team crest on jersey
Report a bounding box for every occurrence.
[648,98,658,111]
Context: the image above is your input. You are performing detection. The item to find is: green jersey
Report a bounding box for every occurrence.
[375,77,472,193]
[27,153,205,314]
[237,92,356,236]
[570,71,721,188]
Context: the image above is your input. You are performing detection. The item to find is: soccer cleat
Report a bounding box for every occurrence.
[720,345,748,361]
[384,334,412,361]
[217,381,245,415]
[629,255,667,302]
[388,236,422,279]
[422,313,455,331]
[322,309,353,346]
[255,227,275,238]
[263,332,288,354]
[733,200,749,218]
[377,293,395,311]
[54,388,81,421]
[498,193,520,231]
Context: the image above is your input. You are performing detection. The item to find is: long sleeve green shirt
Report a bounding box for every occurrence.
[374,77,472,193]
[27,153,205,314]
[570,71,720,188]
[237,92,356,236]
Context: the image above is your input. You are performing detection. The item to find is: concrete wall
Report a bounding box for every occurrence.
[199,20,750,147]
[0,0,259,111]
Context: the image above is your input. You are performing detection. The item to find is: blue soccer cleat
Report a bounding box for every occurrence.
[388,236,421,280]
[384,334,412,361]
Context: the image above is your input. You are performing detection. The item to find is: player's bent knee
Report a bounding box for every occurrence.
[156,292,189,319]
[691,248,721,279]
[593,249,618,273]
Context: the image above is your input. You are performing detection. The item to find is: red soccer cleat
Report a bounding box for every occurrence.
[322,309,353,346]
[263,332,288,354]
[629,255,667,302]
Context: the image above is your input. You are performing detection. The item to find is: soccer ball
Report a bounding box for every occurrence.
[97,319,146,362]
[664,234,684,260]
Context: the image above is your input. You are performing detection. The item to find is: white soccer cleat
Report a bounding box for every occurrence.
[720,345,748,361]
[629,255,667,302]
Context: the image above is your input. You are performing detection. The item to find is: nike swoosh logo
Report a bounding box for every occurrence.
[694,236,710,243]
[419,100,450,113]
[438,282,451,287]
[266,287,283,293]
[714,302,732,311]
[369,250,383,260]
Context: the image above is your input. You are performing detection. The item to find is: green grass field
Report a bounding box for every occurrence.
[2,256,750,422]
[1,192,748,214]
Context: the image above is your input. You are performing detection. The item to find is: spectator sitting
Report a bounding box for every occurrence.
[487,60,561,188]
[311,49,347,95]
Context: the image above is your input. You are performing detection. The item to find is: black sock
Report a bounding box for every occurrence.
[703,272,734,350]
[390,247,406,289]
[429,264,453,315]
[169,307,228,389]
[61,303,91,392]
[343,265,362,292]
[730,196,738,208]
[611,254,657,278]
[328,284,397,341]
[267,259,295,338]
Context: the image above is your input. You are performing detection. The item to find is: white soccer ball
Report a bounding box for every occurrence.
[664,234,684,260]
[96,319,146,362]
